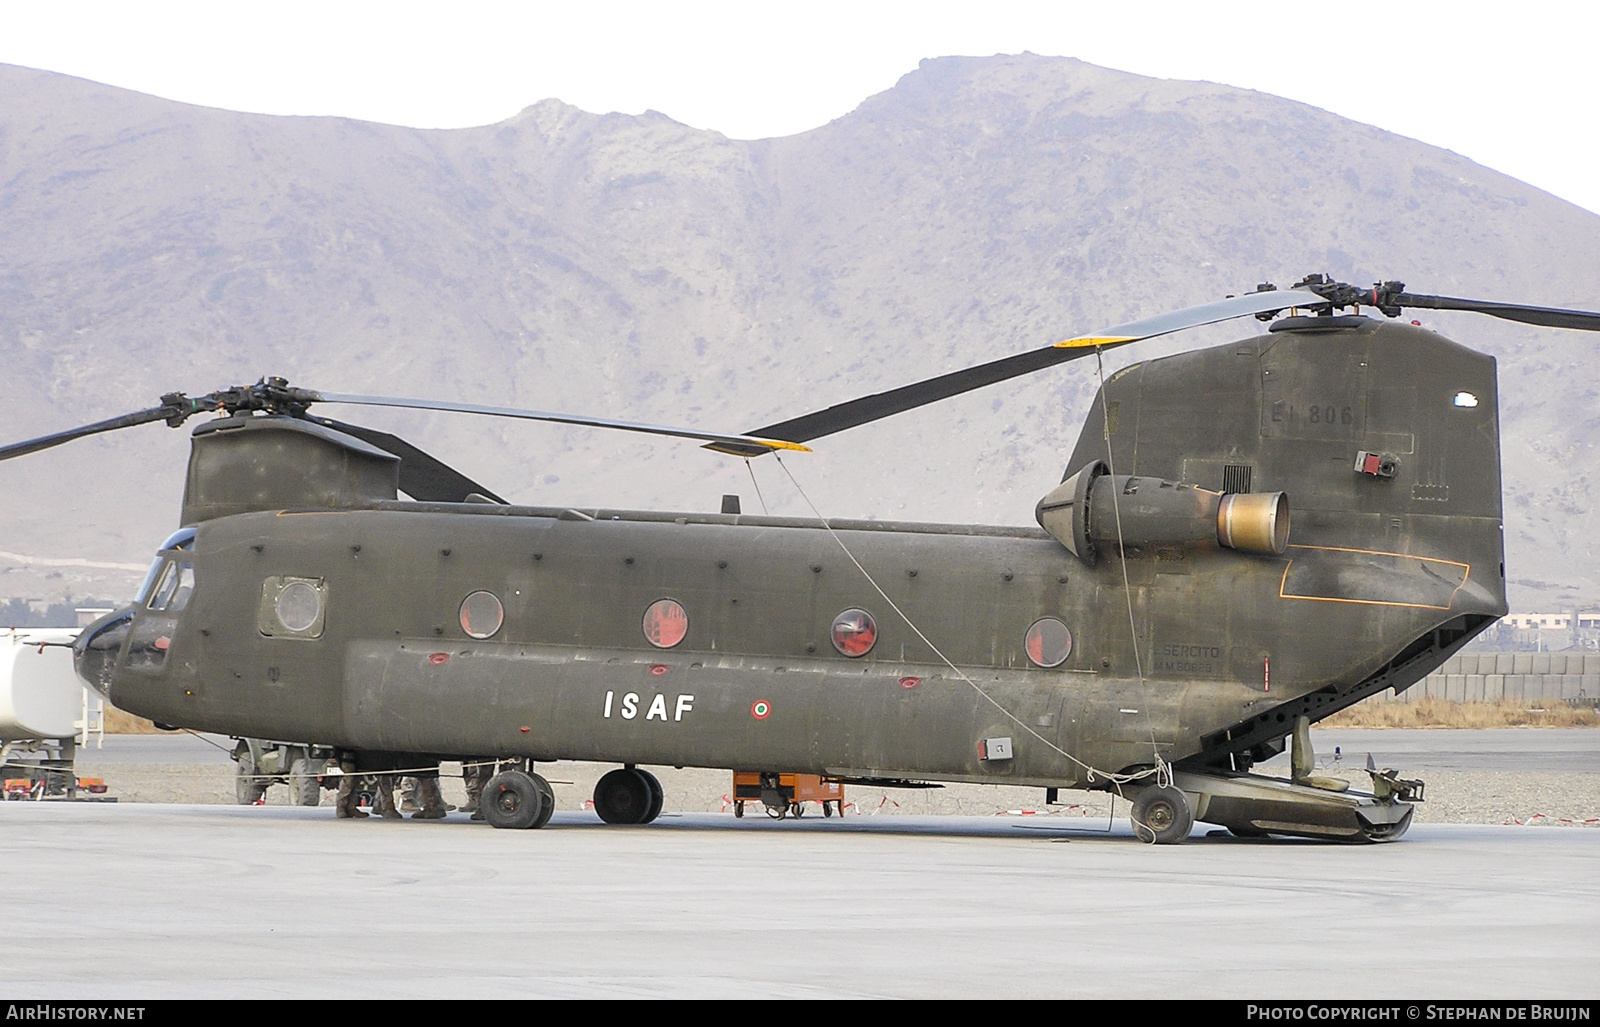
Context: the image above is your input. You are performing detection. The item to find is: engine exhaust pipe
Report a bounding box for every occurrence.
[1037,461,1289,563]
[1216,491,1290,556]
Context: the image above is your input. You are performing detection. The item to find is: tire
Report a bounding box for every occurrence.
[483,770,547,830]
[593,768,653,824]
[734,801,744,818]
[638,769,664,824]
[288,757,321,807]
[791,802,805,818]
[530,773,556,829]
[823,801,834,818]
[235,758,267,805]
[1131,785,1194,844]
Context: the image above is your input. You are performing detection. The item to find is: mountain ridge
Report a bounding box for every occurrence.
[1,54,1596,608]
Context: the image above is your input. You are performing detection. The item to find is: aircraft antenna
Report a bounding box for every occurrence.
[744,459,771,516]
[1094,347,1172,791]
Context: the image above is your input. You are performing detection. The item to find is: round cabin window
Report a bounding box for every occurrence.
[1024,617,1073,668]
[459,590,505,639]
[830,608,877,658]
[275,581,322,633]
[642,598,688,649]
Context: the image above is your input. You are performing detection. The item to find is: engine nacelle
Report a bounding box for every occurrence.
[1035,461,1288,563]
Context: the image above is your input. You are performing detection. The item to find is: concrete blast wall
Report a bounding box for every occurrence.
[1384,652,1600,703]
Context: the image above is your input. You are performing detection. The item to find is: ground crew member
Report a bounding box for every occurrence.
[409,764,450,819]
[399,772,455,817]
[335,760,366,819]
[371,773,402,820]
[461,759,497,820]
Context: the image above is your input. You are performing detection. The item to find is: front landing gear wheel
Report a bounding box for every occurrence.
[594,768,659,824]
[1131,785,1194,844]
[484,770,553,829]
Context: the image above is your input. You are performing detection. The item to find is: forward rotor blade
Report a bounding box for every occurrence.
[304,416,508,504]
[1396,293,1600,332]
[300,390,810,457]
[740,288,1324,444]
[0,405,173,463]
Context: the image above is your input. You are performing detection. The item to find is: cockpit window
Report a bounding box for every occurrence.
[147,561,194,612]
[135,528,198,604]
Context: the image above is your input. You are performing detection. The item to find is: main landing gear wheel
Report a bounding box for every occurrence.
[483,769,554,830]
[641,769,664,823]
[594,767,661,825]
[1131,785,1194,845]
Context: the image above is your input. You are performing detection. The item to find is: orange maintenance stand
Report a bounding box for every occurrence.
[732,772,844,819]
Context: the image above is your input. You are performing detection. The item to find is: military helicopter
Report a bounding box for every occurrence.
[6,275,1598,842]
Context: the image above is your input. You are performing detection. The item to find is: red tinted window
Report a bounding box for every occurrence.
[1024,617,1072,668]
[459,591,504,639]
[643,598,689,649]
[830,608,877,657]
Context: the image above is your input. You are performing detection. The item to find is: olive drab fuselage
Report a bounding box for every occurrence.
[83,318,1508,785]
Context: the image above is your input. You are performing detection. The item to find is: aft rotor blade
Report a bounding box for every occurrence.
[297,390,810,457]
[1396,293,1600,332]
[305,416,508,504]
[0,405,174,463]
[741,288,1324,444]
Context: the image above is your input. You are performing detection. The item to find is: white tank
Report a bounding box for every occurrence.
[0,628,84,742]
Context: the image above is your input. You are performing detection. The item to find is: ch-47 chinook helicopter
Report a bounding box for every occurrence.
[7,275,1599,843]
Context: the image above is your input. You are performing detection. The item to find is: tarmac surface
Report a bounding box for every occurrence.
[1258,728,1600,773]
[3,802,1597,998]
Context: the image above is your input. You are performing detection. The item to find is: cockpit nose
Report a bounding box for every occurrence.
[73,606,133,700]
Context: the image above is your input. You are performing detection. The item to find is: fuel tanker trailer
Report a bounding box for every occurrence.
[1,628,111,800]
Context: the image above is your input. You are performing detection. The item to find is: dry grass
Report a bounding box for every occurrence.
[1321,698,1600,729]
[103,706,170,734]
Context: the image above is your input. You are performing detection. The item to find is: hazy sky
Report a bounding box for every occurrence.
[3,1,1597,216]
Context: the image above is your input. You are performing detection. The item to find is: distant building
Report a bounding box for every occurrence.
[1481,611,1600,652]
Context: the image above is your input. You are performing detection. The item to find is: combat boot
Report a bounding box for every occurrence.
[372,774,403,819]
[398,776,420,814]
[414,774,450,819]
[335,773,368,819]
[460,761,488,817]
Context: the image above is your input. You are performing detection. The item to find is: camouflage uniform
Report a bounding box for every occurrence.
[398,776,420,814]
[371,773,402,820]
[334,761,367,819]
[411,767,450,819]
[461,759,496,820]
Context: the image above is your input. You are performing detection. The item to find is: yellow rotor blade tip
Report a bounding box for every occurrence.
[1053,335,1138,349]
